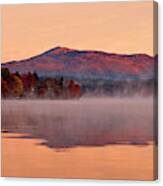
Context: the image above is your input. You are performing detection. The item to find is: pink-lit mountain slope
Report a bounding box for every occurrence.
[2,47,157,80]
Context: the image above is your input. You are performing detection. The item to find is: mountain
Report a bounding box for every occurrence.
[1,46,156,80]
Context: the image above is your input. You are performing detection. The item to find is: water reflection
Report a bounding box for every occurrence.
[2,98,154,149]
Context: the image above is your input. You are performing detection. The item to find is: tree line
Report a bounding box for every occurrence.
[1,68,81,99]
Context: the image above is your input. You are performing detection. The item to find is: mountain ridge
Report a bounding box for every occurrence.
[2,46,156,80]
[2,46,154,64]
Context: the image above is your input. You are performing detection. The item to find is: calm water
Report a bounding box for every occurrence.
[2,97,154,148]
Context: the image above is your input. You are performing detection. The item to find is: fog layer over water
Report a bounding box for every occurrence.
[2,97,154,148]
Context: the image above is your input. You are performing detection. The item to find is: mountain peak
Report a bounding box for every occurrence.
[2,47,155,80]
[51,46,76,55]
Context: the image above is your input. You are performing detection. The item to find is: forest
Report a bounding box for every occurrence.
[1,68,81,99]
[1,67,155,99]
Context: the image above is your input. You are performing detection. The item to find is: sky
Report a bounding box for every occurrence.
[1,1,155,62]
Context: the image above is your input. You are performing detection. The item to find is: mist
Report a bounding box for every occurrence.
[2,97,154,149]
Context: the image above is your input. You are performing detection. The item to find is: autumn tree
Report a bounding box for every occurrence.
[2,79,10,97]
[10,74,24,97]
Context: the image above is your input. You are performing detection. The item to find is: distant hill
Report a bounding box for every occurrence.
[1,46,156,80]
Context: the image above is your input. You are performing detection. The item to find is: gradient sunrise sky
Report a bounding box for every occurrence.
[1,1,155,62]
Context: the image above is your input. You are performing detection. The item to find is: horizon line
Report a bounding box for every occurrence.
[1,46,156,64]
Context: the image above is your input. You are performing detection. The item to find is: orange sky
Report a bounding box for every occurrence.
[1,1,155,62]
